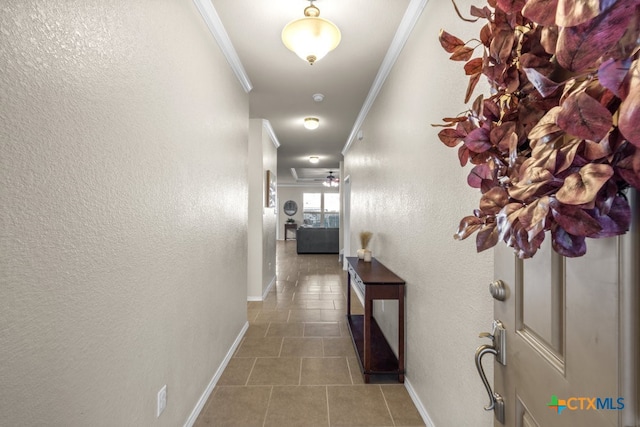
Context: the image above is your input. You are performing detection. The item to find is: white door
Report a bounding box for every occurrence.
[481,191,639,426]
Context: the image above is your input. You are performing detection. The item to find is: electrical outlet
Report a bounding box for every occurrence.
[157,385,167,417]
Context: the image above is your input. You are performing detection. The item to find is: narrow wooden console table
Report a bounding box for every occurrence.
[346,256,405,383]
[284,223,297,240]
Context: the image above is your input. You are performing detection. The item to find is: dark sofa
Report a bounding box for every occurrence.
[296,227,339,254]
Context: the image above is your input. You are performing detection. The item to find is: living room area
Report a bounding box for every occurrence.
[278,185,341,256]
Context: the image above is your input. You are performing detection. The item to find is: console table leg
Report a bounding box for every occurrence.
[399,285,405,383]
[364,296,373,380]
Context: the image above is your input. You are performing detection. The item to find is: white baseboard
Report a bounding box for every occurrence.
[246,275,276,302]
[262,275,275,300]
[183,321,249,427]
[405,377,436,427]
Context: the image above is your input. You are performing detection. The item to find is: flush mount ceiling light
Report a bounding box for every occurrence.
[281,1,341,65]
[309,156,320,163]
[304,117,320,130]
[323,171,339,188]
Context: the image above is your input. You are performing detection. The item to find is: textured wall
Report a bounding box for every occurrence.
[0,1,249,425]
[261,125,277,295]
[247,120,277,300]
[343,0,494,425]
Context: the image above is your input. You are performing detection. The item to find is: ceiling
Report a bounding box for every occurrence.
[210,0,412,185]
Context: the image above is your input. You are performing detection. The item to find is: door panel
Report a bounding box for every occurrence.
[520,240,564,358]
[492,190,639,427]
[517,396,540,427]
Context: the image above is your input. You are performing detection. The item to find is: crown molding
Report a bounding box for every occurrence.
[341,0,429,156]
[262,120,280,148]
[192,0,253,93]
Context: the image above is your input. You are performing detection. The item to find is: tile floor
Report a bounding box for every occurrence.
[195,241,425,427]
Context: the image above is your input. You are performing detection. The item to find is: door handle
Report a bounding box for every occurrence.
[475,320,506,424]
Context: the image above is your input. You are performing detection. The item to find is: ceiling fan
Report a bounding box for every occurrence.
[323,171,339,188]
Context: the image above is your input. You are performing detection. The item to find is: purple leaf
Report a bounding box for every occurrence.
[589,194,632,237]
[549,199,602,236]
[595,180,618,215]
[615,147,640,189]
[468,163,493,188]
[523,67,563,97]
[491,122,517,152]
[476,223,500,252]
[497,0,527,12]
[511,222,546,258]
[619,59,640,147]
[556,92,613,142]
[458,146,470,167]
[522,0,559,25]
[598,58,632,97]
[556,0,637,72]
[464,127,492,153]
[552,226,587,257]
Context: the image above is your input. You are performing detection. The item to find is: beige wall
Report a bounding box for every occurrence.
[0,1,249,425]
[248,119,277,300]
[343,1,494,425]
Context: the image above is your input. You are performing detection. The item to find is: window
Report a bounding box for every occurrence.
[303,193,322,227]
[303,192,340,227]
[323,193,340,228]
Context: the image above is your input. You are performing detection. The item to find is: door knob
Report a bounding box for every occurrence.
[489,280,507,301]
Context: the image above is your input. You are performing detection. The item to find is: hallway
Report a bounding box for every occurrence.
[194,241,425,426]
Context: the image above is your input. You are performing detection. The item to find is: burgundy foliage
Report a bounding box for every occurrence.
[437,0,640,258]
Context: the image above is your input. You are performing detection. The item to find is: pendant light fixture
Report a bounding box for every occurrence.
[281,1,341,65]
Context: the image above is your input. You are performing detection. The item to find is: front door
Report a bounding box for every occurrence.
[485,191,639,426]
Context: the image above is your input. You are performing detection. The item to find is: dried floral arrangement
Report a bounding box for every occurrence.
[436,0,640,258]
[359,231,373,249]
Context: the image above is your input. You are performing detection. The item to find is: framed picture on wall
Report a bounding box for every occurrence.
[266,170,276,208]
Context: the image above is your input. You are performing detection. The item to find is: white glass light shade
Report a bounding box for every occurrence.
[309,156,320,163]
[304,117,320,130]
[282,14,341,65]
